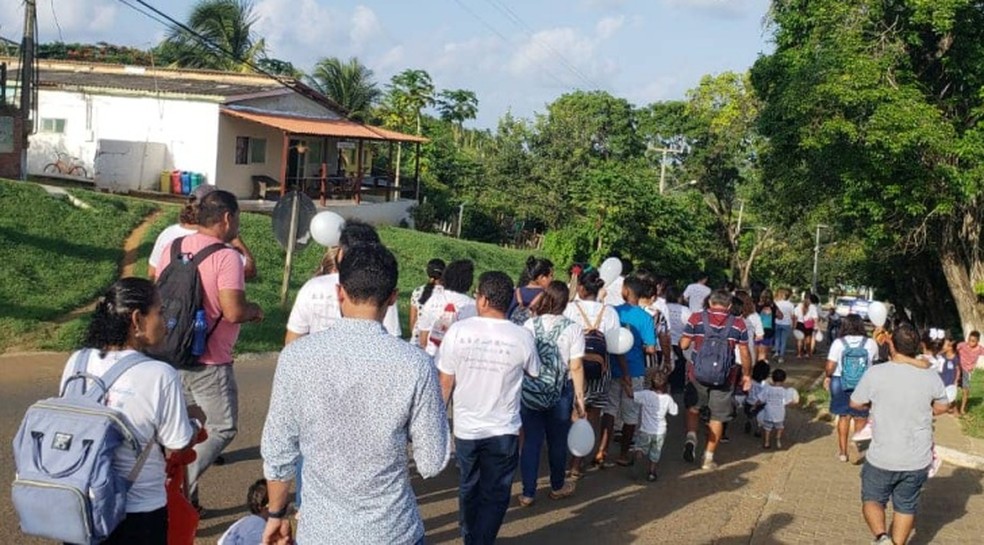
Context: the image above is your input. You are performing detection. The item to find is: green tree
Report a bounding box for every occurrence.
[257,57,303,78]
[436,89,479,143]
[386,69,435,136]
[307,57,381,121]
[157,0,266,72]
[751,0,984,330]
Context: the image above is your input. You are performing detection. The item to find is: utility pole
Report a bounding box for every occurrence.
[648,145,681,194]
[812,224,829,296]
[19,0,37,181]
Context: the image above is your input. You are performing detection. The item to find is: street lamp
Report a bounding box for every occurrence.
[812,224,830,296]
[666,179,698,193]
[647,144,682,194]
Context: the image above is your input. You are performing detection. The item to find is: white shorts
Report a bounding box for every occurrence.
[945,384,958,404]
[604,376,645,424]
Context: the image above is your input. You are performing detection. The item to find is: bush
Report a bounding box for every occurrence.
[542,224,595,268]
[410,201,438,232]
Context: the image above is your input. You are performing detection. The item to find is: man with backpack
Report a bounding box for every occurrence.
[679,289,752,470]
[437,271,540,545]
[154,190,264,510]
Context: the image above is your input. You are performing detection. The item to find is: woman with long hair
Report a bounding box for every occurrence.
[563,269,621,477]
[757,289,783,362]
[508,256,554,324]
[794,292,820,358]
[409,259,446,346]
[518,281,587,506]
[59,278,200,544]
[823,314,878,462]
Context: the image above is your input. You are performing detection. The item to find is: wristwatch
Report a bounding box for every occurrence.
[268,506,290,519]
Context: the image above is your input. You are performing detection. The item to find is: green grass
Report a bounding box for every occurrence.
[127,202,536,353]
[0,179,157,351]
[962,371,984,439]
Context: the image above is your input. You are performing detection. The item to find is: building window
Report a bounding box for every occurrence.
[40,118,66,134]
[235,136,267,165]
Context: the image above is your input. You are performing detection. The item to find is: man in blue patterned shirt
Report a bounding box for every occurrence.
[261,243,450,544]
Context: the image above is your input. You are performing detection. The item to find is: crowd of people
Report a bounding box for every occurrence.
[29,186,980,545]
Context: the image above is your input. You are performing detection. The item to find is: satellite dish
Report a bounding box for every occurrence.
[272,191,317,251]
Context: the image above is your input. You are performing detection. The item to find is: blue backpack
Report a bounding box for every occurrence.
[12,349,154,544]
[692,311,738,388]
[522,316,572,411]
[840,338,869,390]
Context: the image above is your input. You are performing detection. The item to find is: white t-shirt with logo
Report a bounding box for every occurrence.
[417,287,477,355]
[634,390,678,435]
[436,317,540,440]
[523,314,585,374]
[58,349,195,512]
[286,273,401,337]
[776,300,795,326]
[564,300,621,346]
[826,335,879,376]
[683,282,711,313]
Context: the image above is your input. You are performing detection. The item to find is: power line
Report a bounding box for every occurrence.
[115,0,174,31]
[449,0,570,90]
[48,0,62,42]
[483,0,605,91]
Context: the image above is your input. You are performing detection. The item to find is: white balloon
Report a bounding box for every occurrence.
[310,211,346,247]
[567,419,596,457]
[599,257,623,286]
[868,301,888,327]
[607,327,635,355]
[814,331,824,343]
[793,329,805,341]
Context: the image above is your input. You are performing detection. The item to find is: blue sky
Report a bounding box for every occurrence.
[0,0,773,127]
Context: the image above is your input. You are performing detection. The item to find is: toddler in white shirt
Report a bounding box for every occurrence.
[752,369,800,449]
[633,368,679,482]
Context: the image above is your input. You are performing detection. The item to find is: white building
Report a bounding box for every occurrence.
[2,58,424,205]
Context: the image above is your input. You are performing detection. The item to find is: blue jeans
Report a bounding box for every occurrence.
[861,462,929,515]
[774,324,791,357]
[520,381,573,498]
[455,434,519,545]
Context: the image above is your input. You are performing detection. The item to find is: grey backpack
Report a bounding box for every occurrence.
[12,349,154,544]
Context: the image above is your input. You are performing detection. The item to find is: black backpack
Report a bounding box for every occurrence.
[692,311,738,388]
[147,237,225,369]
[572,302,608,381]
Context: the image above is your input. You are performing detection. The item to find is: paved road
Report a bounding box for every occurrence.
[2,352,982,544]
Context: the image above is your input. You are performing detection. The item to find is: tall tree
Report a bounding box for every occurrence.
[436,89,479,143]
[308,57,381,121]
[386,69,435,136]
[157,0,266,72]
[752,0,984,332]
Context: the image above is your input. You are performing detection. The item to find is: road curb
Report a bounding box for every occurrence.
[936,445,984,471]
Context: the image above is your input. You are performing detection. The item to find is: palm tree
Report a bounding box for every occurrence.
[387,69,435,136]
[307,57,381,121]
[158,0,266,72]
[437,88,479,143]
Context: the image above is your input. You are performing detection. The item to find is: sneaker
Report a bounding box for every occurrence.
[701,459,719,471]
[871,534,893,544]
[683,440,696,463]
[838,454,849,463]
[518,495,535,507]
[720,435,731,444]
[647,472,658,482]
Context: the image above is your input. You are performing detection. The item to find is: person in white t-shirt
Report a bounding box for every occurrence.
[683,272,711,313]
[563,269,621,478]
[823,314,879,462]
[736,290,765,363]
[409,259,446,345]
[418,260,477,356]
[147,184,255,281]
[437,271,540,544]
[751,368,799,449]
[58,278,199,544]
[774,288,796,362]
[219,479,268,545]
[633,367,679,482]
[518,281,586,506]
[664,285,692,393]
[794,294,820,358]
[285,221,401,344]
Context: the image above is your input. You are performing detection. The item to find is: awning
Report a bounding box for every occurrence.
[221,107,428,143]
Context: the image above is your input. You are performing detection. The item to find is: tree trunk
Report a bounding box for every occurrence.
[938,249,984,336]
[394,144,402,189]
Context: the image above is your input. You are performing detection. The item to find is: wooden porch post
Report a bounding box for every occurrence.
[388,140,396,202]
[355,139,364,205]
[320,136,327,206]
[279,131,289,197]
[414,141,422,203]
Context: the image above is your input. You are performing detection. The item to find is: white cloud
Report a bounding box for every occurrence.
[254,0,342,66]
[661,0,750,18]
[581,0,629,9]
[374,45,405,73]
[595,15,625,40]
[434,37,503,74]
[626,76,680,105]
[0,0,119,41]
[349,5,382,52]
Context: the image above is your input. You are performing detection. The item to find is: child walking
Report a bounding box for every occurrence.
[218,479,270,545]
[940,335,962,410]
[633,367,678,482]
[753,369,799,449]
[742,360,771,436]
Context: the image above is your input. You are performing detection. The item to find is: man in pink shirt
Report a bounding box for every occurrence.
[157,189,264,508]
[957,331,982,415]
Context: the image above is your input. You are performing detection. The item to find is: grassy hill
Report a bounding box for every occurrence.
[0,179,157,351]
[0,179,535,353]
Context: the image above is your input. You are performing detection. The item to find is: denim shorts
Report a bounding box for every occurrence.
[636,431,666,463]
[961,369,973,389]
[829,376,869,418]
[861,462,929,515]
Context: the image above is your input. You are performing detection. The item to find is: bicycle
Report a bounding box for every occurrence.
[43,152,88,178]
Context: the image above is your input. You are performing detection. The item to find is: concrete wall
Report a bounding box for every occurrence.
[0,111,24,179]
[322,199,413,226]
[27,90,220,186]
[216,113,284,198]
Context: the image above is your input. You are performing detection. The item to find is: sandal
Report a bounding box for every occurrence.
[518,495,535,507]
[549,481,576,500]
[569,468,584,481]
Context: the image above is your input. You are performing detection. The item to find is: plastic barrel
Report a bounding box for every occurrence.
[160,171,170,193]
[190,172,203,192]
[180,172,191,195]
[170,171,182,194]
